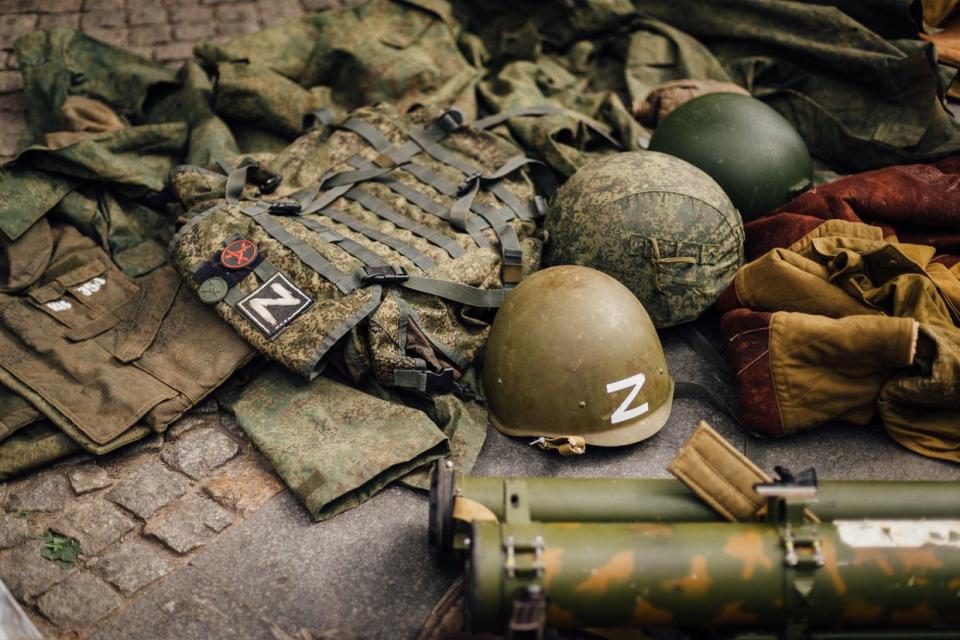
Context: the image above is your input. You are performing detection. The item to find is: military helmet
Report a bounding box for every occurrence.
[483,265,673,449]
[543,151,743,328]
[648,92,813,219]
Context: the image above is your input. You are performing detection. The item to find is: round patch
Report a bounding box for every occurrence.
[198,277,229,304]
[220,239,258,270]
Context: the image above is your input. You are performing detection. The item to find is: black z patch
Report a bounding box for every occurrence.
[236,272,313,339]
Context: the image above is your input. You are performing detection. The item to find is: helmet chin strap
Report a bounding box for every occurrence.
[528,435,586,456]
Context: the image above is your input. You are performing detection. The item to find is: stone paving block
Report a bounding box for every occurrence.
[5,472,70,513]
[83,27,129,47]
[81,9,126,29]
[161,426,239,480]
[0,513,32,549]
[302,0,342,9]
[67,464,113,495]
[93,540,176,596]
[0,539,73,600]
[152,41,195,63]
[52,501,135,556]
[128,5,168,25]
[37,12,81,29]
[259,0,302,21]
[0,70,23,94]
[83,0,124,9]
[173,21,215,41]
[106,459,188,520]
[33,0,83,11]
[203,456,283,513]
[214,2,258,21]
[129,23,172,46]
[167,4,213,23]
[164,415,208,442]
[143,494,233,554]
[37,572,122,630]
[0,14,39,45]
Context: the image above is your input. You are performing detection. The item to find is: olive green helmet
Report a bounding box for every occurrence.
[648,92,813,219]
[544,151,743,328]
[483,266,673,450]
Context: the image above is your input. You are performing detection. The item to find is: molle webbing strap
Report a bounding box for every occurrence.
[667,421,771,522]
[343,114,533,225]
[316,208,436,273]
[222,259,280,308]
[303,106,336,132]
[240,206,357,294]
[221,157,260,204]
[345,156,492,249]
[402,276,508,308]
[473,105,563,130]
[343,187,466,259]
[295,217,389,268]
[407,126,534,222]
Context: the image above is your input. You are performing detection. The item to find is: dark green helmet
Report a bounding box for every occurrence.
[544,151,744,328]
[648,92,813,220]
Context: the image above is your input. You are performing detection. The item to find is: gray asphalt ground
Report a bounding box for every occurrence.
[89,319,960,640]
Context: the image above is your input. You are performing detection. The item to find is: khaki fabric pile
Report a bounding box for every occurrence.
[2,0,959,515]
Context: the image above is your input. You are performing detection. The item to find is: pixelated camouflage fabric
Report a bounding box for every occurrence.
[221,365,448,521]
[170,102,540,383]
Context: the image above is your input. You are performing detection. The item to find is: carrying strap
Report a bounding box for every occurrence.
[404,275,508,307]
[219,157,260,204]
[356,265,508,308]
[303,107,336,132]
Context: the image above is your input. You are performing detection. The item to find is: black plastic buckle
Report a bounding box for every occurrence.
[438,109,465,133]
[423,368,456,394]
[456,172,482,197]
[259,174,283,195]
[359,265,409,285]
[267,201,302,215]
[453,380,485,404]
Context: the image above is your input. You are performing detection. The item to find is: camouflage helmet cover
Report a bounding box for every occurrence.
[543,151,744,327]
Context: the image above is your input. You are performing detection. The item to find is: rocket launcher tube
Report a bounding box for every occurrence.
[465,518,960,634]
[429,463,960,559]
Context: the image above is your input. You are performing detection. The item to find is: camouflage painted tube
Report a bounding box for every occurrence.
[429,463,960,557]
[466,520,960,634]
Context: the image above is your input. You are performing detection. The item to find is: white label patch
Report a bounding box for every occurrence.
[74,276,106,297]
[46,300,72,312]
[835,520,960,549]
[606,373,649,424]
[237,272,313,339]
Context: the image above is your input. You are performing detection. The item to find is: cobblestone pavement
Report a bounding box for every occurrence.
[0,400,286,637]
[0,0,346,162]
